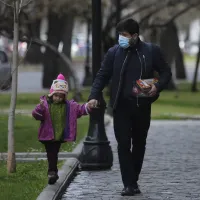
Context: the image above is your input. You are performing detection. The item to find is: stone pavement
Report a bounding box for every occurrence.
[61,120,200,200]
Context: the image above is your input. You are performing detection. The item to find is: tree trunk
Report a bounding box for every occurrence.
[149,28,159,44]
[115,0,121,42]
[159,22,178,90]
[172,23,186,79]
[106,0,122,117]
[59,14,74,91]
[60,14,82,101]
[60,14,74,78]
[102,33,115,54]
[42,13,62,88]
[184,26,190,42]
[25,19,43,64]
[82,18,92,86]
[191,37,200,92]
[28,38,78,92]
[175,47,186,79]
[7,0,19,174]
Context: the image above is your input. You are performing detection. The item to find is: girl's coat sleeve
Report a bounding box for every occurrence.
[70,101,90,118]
[32,104,46,121]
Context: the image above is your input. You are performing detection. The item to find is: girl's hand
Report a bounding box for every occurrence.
[40,100,45,108]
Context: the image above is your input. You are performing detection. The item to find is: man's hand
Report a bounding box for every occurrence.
[88,99,99,109]
[148,84,157,97]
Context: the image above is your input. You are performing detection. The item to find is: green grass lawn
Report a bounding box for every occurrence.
[1,82,200,119]
[0,161,64,200]
[72,56,85,62]
[184,53,196,63]
[0,114,88,200]
[0,89,91,109]
[0,82,199,199]
[0,115,89,152]
[151,82,200,118]
[152,90,200,118]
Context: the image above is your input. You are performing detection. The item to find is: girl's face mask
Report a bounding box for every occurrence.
[118,35,130,49]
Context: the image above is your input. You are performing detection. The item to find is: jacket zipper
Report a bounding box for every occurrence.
[47,102,56,140]
[136,49,143,107]
[136,49,143,79]
[113,50,130,109]
[143,55,146,72]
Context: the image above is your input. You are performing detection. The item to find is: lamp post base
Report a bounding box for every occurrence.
[80,140,113,170]
[79,98,113,170]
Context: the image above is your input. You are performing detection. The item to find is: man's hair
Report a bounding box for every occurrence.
[116,19,139,35]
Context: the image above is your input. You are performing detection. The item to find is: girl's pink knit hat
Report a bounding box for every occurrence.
[48,74,69,97]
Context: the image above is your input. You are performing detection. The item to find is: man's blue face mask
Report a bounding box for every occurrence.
[118,35,130,49]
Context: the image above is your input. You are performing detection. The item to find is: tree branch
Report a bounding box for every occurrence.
[102,0,179,35]
[30,37,72,67]
[18,0,23,13]
[102,2,157,37]
[148,1,200,29]
[168,1,200,24]
[103,0,135,32]
[138,0,181,26]
[0,0,13,8]
[18,0,32,13]
[13,0,18,23]
[139,7,163,26]
[21,37,80,92]
[121,3,156,21]
[21,0,32,9]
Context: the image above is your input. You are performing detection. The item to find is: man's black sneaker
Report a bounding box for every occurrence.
[133,183,141,194]
[121,186,135,196]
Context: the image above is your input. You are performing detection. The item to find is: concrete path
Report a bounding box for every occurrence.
[61,120,200,200]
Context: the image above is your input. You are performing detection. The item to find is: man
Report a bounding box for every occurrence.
[88,19,172,196]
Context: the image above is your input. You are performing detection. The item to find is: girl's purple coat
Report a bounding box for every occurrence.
[32,96,89,142]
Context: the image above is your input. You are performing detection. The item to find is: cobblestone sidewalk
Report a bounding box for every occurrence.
[61,120,200,200]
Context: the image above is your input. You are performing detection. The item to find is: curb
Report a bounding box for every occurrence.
[152,113,200,120]
[36,114,113,200]
[0,152,78,160]
[35,138,85,200]
[1,158,76,162]
[36,158,79,200]
[2,109,200,121]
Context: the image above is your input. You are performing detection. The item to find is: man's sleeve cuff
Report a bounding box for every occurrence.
[154,82,161,92]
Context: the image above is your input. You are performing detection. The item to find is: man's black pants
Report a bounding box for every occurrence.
[113,99,151,187]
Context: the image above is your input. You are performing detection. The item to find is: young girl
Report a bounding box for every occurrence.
[32,74,93,184]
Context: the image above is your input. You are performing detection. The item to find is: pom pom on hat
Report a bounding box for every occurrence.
[57,73,65,81]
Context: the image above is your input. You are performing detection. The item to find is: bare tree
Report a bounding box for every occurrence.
[102,0,200,85]
[0,0,92,92]
[0,0,33,173]
[7,0,19,174]
[191,31,200,92]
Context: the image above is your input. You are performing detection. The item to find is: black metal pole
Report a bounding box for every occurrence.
[79,0,113,170]
[107,0,121,117]
[115,0,121,42]
[82,18,92,86]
